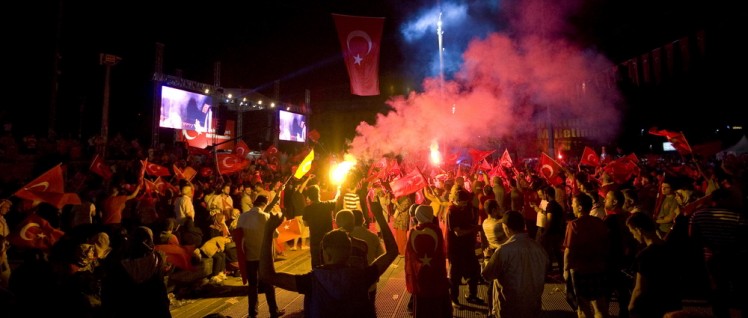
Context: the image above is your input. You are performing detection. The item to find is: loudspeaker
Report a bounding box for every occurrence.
[215,104,228,135]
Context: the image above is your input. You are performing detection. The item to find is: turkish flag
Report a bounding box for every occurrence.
[234,140,250,157]
[155,244,196,271]
[10,213,64,251]
[648,128,692,155]
[580,146,600,166]
[332,13,385,96]
[276,218,302,243]
[181,129,210,149]
[405,222,448,297]
[499,149,514,168]
[538,153,564,186]
[143,179,156,195]
[14,164,81,209]
[142,160,171,177]
[89,154,112,179]
[390,169,427,198]
[603,155,640,184]
[216,153,249,175]
[153,177,171,194]
[173,164,185,180]
[479,159,492,171]
[468,149,495,165]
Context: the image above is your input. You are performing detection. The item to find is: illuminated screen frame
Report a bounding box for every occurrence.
[159,85,214,132]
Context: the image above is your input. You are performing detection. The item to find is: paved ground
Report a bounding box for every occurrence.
[168,245,717,318]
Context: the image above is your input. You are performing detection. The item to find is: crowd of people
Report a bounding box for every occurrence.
[0,131,746,318]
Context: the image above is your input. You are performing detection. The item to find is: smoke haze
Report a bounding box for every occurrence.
[348,0,622,161]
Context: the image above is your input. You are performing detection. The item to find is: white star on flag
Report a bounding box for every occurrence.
[419,253,432,266]
[353,54,363,65]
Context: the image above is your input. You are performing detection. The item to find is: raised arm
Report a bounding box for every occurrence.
[127,184,142,200]
[370,200,398,276]
[259,212,298,291]
[265,185,286,212]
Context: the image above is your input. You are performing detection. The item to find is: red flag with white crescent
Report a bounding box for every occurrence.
[14,164,65,198]
[14,164,81,209]
[9,213,64,251]
[580,146,600,167]
[234,140,250,157]
[90,154,113,179]
[217,153,249,175]
[332,14,385,96]
[405,222,449,297]
[173,164,185,180]
[538,153,564,186]
[275,218,302,244]
[390,169,427,198]
[143,161,171,177]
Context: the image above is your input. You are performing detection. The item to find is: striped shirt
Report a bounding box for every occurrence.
[344,192,361,210]
[690,207,747,254]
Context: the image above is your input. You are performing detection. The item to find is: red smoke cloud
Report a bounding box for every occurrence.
[349,0,622,161]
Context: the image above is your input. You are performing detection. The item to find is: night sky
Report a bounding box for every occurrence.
[5,0,747,152]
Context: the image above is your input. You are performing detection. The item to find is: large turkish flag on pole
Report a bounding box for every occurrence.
[332,13,385,96]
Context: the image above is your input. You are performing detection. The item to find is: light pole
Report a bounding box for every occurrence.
[99,53,121,158]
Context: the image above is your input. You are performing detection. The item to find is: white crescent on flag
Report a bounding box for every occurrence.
[236,146,247,156]
[409,227,439,266]
[541,164,554,178]
[347,30,373,65]
[20,222,41,240]
[147,164,159,174]
[222,156,236,168]
[26,182,50,192]
[587,154,596,162]
[182,129,198,140]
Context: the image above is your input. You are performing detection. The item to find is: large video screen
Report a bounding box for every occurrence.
[663,141,676,152]
[279,110,306,142]
[159,85,213,132]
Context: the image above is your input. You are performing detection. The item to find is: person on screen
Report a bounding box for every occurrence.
[195,102,212,134]
[291,116,305,141]
[182,98,202,130]
[163,103,183,129]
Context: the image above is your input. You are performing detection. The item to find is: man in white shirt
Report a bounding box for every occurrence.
[174,184,195,226]
[236,191,285,318]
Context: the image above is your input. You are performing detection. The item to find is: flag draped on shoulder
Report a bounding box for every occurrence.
[293,149,315,179]
[332,13,385,96]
